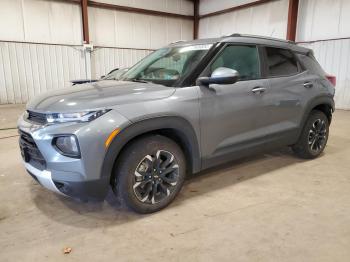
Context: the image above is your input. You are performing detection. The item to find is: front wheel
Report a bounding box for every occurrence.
[112,135,186,213]
[292,110,329,159]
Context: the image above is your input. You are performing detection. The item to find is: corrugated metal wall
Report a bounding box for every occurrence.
[198,0,289,39]
[297,0,350,109]
[0,0,83,45]
[88,1,193,78]
[199,0,262,15]
[0,42,86,104]
[299,39,350,110]
[91,47,152,79]
[0,0,194,104]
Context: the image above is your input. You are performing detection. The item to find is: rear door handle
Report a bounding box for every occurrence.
[304,82,313,88]
[252,86,266,94]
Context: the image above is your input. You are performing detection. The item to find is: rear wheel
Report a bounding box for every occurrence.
[292,110,329,159]
[112,135,186,213]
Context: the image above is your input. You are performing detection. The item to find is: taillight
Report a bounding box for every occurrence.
[326,74,336,87]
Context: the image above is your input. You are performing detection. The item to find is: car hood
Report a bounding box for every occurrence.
[27,80,175,112]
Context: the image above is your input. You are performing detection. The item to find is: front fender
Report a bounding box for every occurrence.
[101,116,201,183]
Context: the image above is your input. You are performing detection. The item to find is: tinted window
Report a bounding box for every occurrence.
[265,47,299,77]
[297,53,326,76]
[210,45,260,80]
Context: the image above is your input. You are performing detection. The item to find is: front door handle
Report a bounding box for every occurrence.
[252,86,266,94]
[304,82,313,88]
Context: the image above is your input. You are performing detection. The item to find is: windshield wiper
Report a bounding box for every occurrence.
[130,79,151,83]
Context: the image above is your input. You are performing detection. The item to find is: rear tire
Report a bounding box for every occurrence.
[292,110,329,159]
[112,135,186,214]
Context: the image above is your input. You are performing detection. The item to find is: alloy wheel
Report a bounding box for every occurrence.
[133,150,179,204]
[308,118,327,153]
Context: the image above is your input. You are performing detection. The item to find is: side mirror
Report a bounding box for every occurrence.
[196,67,239,86]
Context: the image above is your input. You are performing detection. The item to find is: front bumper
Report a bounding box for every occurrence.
[18,110,131,201]
[25,162,65,196]
[24,160,110,201]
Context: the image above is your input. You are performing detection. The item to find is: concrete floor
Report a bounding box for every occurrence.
[0,104,350,262]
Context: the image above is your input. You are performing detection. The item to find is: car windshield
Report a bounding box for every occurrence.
[103,68,129,80]
[120,44,213,86]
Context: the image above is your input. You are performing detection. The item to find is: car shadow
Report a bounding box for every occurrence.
[32,147,310,228]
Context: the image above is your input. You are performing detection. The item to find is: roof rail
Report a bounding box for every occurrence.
[227,33,296,45]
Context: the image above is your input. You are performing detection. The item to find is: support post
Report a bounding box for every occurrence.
[81,0,90,44]
[193,0,199,39]
[286,0,299,41]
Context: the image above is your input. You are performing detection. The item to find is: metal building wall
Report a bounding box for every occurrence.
[0,0,194,104]
[0,42,86,104]
[91,48,152,79]
[88,0,194,78]
[199,0,261,15]
[198,0,289,39]
[297,0,350,109]
[0,0,84,104]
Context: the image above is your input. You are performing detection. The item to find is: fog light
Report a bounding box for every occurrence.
[53,135,80,158]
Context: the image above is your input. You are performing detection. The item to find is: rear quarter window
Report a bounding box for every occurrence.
[265,47,299,77]
[297,53,326,76]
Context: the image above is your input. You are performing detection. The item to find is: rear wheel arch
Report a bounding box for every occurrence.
[302,96,334,127]
[312,103,333,124]
[101,116,201,184]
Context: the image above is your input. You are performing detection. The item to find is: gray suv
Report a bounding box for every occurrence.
[18,34,335,213]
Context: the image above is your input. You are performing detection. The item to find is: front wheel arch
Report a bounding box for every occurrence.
[101,116,201,187]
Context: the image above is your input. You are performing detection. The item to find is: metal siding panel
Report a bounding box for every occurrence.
[22,44,35,101]
[0,42,86,104]
[297,0,350,42]
[8,43,22,103]
[2,43,15,103]
[198,0,289,39]
[90,47,151,78]
[300,39,350,109]
[0,0,82,45]
[0,43,9,104]
[15,42,28,103]
[199,0,258,15]
[0,0,24,42]
[92,0,193,15]
[90,6,193,48]
[29,44,41,96]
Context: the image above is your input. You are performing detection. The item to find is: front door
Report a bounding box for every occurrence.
[199,44,270,168]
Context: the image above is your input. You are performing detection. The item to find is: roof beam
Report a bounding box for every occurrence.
[88,1,194,20]
[199,0,273,19]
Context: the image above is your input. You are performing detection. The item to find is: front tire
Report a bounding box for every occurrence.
[292,110,329,159]
[112,135,186,213]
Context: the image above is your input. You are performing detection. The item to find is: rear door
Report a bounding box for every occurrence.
[259,46,308,144]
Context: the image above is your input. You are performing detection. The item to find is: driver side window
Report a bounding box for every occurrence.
[210,45,260,81]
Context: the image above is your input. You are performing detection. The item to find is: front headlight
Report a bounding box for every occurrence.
[46,109,111,123]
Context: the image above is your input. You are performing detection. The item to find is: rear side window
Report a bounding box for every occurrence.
[297,53,326,76]
[265,47,299,77]
[210,45,260,81]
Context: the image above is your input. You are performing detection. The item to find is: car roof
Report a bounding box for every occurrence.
[168,33,310,54]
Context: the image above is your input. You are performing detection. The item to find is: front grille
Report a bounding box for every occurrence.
[19,130,46,170]
[27,110,47,124]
